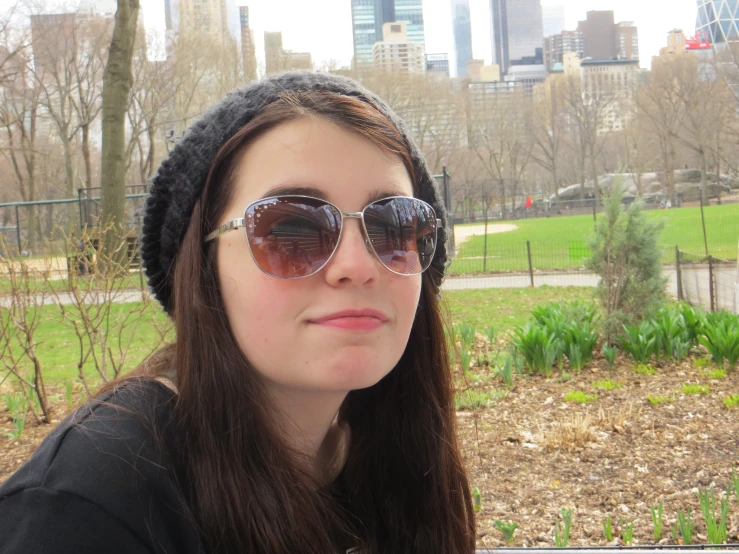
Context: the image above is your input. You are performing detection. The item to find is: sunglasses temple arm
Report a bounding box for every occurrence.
[205,218,246,242]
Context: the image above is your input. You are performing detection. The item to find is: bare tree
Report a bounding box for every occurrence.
[468,87,534,218]
[100,0,140,236]
[0,46,42,251]
[633,56,688,200]
[563,73,614,200]
[531,73,569,199]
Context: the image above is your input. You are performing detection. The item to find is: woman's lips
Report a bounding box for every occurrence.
[309,309,388,331]
[314,316,385,331]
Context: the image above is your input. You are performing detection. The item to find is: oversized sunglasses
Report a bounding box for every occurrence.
[205,195,442,279]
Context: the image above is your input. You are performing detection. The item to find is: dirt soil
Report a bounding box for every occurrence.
[2,354,739,549]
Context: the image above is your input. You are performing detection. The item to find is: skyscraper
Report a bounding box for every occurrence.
[452,0,473,77]
[395,0,425,45]
[167,0,229,43]
[351,0,425,67]
[577,11,616,60]
[240,6,257,81]
[373,22,425,73]
[616,21,639,60]
[544,30,584,71]
[489,0,543,75]
[264,31,313,75]
[696,0,739,44]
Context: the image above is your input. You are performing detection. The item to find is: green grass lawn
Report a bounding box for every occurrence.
[0,272,146,294]
[1,288,591,391]
[3,303,174,392]
[441,286,595,334]
[449,204,739,275]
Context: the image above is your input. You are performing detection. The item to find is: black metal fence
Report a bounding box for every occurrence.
[0,186,149,258]
[676,248,738,313]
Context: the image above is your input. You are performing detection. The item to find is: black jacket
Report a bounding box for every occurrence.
[0,379,203,554]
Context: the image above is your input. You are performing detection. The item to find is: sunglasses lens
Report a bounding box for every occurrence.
[363,197,438,275]
[245,197,342,278]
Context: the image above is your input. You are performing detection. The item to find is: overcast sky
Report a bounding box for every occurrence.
[2,0,699,72]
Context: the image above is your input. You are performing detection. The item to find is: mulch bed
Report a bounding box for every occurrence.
[2,356,738,549]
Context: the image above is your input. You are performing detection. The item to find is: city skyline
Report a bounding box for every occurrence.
[0,0,698,71]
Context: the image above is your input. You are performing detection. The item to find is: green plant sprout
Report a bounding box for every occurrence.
[602,515,613,541]
[472,487,482,513]
[602,344,617,370]
[554,508,572,548]
[698,487,729,545]
[650,501,663,541]
[676,509,694,545]
[620,520,634,545]
[494,520,518,544]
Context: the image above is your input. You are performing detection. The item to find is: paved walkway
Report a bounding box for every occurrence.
[1,266,735,313]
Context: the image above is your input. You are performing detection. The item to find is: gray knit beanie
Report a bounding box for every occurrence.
[141,71,449,313]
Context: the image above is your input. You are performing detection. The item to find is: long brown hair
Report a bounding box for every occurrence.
[103,91,475,553]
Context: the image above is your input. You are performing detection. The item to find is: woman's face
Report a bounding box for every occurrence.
[216,117,422,397]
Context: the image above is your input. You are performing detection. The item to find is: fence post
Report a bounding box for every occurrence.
[700,195,709,257]
[675,246,683,302]
[14,205,21,254]
[442,166,455,255]
[708,254,716,312]
[526,240,534,287]
[482,205,488,272]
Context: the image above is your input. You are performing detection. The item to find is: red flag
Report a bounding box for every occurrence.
[525,196,533,209]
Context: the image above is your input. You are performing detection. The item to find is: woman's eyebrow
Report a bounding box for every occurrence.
[260,185,328,200]
[260,185,410,204]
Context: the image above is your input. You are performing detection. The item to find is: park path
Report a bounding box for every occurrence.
[453,224,518,253]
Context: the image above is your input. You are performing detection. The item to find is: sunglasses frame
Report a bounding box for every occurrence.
[204,195,443,279]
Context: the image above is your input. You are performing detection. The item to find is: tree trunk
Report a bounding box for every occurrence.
[101,0,140,249]
[500,182,507,220]
[62,135,75,198]
[700,151,708,206]
[82,123,92,189]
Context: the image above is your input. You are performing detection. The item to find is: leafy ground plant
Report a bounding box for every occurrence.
[554,508,573,548]
[703,369,726,379]
[455,390,493,410]
[494,520,518,544]
[650,501,664,541]
[699,311,739,369]
[733,471,739,502]
[725,395,739,409]
[472,487,482,513]
[63,380,74,408]
[592,379,623,390]
[683,384,709,395]
[675,509,694,545]
[602,515,613,541]
[602,344,617,370]
[634,363,656,376]
[693,356,713,368]
[564,391,598,404]
[620,519,634,545]
[647,394,675,407]
[511,322,561,376]
[4,393,27,440]
[621,322,657,364]
[458,323,476,350]
[698,487,729,545]
[498,355,514,387]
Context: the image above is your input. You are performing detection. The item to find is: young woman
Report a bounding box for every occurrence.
[0,72,476,553]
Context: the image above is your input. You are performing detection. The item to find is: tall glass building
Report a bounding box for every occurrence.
[452,0,473,77]
[351,0,425,66]
[696,0,739,44]
[490,0,543,74]
[395,0,425,46]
